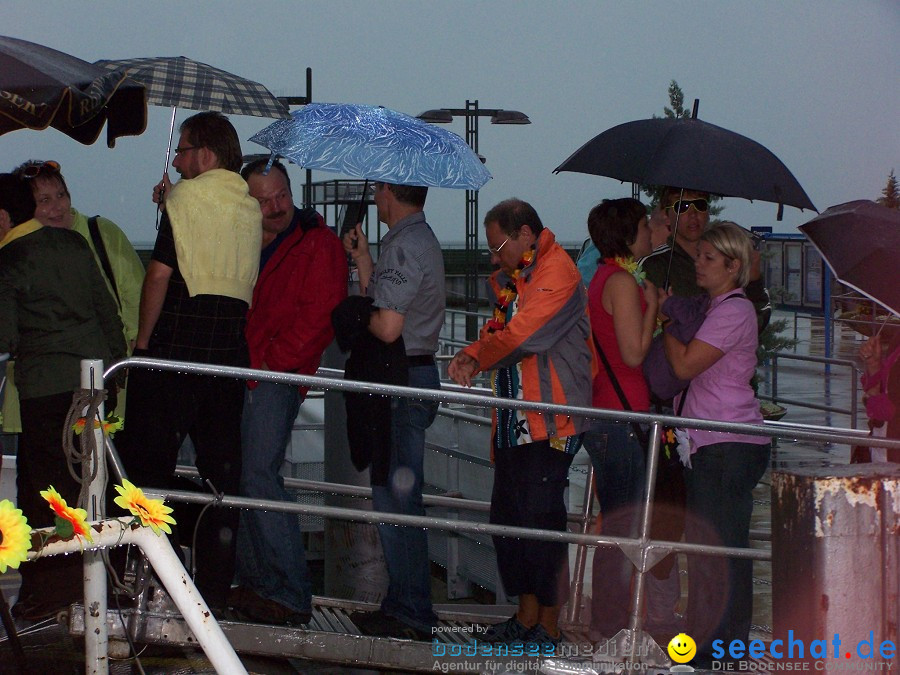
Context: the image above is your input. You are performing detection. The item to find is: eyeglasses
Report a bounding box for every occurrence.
[21,160,61,179]
[668,198,709,214]
[174,146,202,156]
[488,236,510,256]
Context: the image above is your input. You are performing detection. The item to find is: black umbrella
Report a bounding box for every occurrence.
[800,200,900,318]
[554,114,816,216]
[0,35,146,147]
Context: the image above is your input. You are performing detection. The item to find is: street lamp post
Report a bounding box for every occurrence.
[276,66,313,208]
[418,101,530,340]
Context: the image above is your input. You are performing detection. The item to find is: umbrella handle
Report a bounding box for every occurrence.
[155,106,178,230]
[339,179,369,250]
[663,188,686,290]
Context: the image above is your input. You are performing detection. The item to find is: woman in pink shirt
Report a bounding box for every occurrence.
[660,222,770,665]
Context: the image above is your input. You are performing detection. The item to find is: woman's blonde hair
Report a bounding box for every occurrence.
[700,222,753,288]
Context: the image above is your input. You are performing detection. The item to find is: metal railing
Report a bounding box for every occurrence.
[94,356,893,665]
[446,309,865,428]
[761,351,860,427]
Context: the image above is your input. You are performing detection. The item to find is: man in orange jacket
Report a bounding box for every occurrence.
[449,198,594,650]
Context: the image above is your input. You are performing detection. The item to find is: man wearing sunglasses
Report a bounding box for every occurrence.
[638,185,771,634]
[642,186,770,331]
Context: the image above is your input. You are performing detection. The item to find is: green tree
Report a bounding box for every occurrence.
[877,169,899,209]
[662,80,690,119]
[641,80,722,216]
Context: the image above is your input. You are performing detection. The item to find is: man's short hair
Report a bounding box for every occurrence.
[0,173,38,226]
[180,111,243,172]
[483,198,544,238]
[12,160,71,198]
[384,183,427,208]
[241,157,292,193]
[587,198,647,259]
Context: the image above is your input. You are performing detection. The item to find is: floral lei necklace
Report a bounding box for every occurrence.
[604,255,646,286]
[486,247,536,333]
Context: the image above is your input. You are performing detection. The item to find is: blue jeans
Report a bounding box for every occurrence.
[235,381,311,614]
[372,364,440,631]
[583,421,646,636]
[684,441,770,658]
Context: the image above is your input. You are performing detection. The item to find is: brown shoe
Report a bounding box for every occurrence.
[227,586,310,626]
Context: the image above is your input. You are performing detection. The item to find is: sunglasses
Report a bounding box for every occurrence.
[669,198,709,214]
[21,160,61,179]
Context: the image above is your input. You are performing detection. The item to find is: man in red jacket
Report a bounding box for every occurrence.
[228,159,347,625]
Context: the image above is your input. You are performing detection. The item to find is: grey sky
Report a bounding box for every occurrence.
[2,1,898,247]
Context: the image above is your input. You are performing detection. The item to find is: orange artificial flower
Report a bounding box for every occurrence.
[40,486,93,543]
[72,414,124,438]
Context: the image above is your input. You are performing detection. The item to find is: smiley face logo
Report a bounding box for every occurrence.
[667,633,697,664]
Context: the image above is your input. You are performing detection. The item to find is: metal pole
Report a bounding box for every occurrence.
[304,67,313,209]
[566,462,596,625]
[81,359,108,675]
[465,100,480,342]
[823,264,833,369]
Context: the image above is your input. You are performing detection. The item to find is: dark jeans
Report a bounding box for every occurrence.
[583,421,646,636]
[116,367,244,608]
[371,364,440,631]
[684,441,770,657]
[16,393,84,607]
[235,381,311,614]
[491,440,575,607]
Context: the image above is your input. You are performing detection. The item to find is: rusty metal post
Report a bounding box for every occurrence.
[773,464,900,668]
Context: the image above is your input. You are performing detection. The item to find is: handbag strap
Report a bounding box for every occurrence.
[592,333,648,446]
[87,216,121,308]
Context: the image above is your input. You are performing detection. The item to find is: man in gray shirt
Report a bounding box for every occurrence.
[342,181,445,640]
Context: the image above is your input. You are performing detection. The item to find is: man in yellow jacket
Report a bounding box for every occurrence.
[449,198,594,650]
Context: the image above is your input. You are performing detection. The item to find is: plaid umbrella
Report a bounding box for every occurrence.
[94,56,289,226]
[0,35,146,147]
[93,56,289,119]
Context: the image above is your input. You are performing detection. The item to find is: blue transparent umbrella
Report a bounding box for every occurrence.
[249,102,491,190]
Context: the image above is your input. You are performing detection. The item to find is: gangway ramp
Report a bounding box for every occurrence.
[65,594,626,673]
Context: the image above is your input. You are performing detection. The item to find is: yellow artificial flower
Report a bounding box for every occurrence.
[0,499,31,573]
[40,486,93,543]
[113,479,176,536]
[610,256,647,286]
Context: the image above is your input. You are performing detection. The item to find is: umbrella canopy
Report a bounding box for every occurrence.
[0,35,146,147]
[800,200,900,318]
[554,116,816,213]
[93,56,289,119]
[249,102,491,189]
